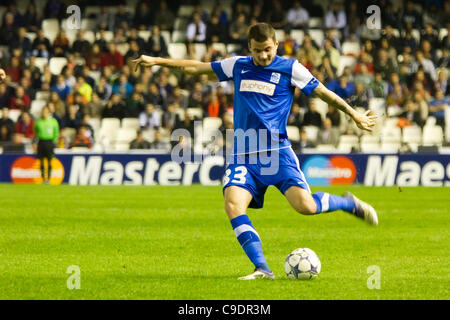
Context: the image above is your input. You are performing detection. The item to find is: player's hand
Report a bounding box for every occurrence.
[0,69,6,83]
[353,110,377,132]
[132,55,158,72]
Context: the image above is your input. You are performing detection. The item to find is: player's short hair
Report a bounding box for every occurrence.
[248,23,276,43]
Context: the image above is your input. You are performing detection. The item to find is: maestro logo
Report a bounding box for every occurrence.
[10,156,64,185]
[302,155,357,186]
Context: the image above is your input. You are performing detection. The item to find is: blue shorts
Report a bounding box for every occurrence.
[222,147,311,209]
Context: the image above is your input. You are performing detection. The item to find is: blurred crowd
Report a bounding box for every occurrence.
[0,0,449,153]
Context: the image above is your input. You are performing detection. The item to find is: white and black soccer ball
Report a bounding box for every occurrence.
[284,248,321,280]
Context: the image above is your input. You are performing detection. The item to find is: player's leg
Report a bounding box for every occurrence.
[224,184,273,279]
[284,186,378,225]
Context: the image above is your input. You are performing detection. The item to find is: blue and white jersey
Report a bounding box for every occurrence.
[211,55,319,155]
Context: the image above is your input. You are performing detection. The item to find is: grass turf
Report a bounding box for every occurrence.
[0,184,448,300]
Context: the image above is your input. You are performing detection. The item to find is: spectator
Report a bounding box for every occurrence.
[102,94,125,120]
[398,99,424,128]
[129,130,151,149]
[287,0,309,30]
[139,103,161,130]
[206,15,228,45]
[48,91,66,119]
[113,4,131,31]
[23,2,41,33]
[14,111,35,138]
[348,82,370,110]
[100,43,124,70]
[96,6,114,31]
[112,74,134,99]
[5,56,22,83]
[287,103,303,128]
[52,30,70,57]
[11,27,33,59]
[76,77,93,103]
[325,1,346,32]
[317,117,340,146]
[327,75,355,100]
[0,83,11,107]
[302,100,322,128]
[267,0,287,29]
[86,92,104,118]
[326,105,341,127]
[86,43,103,71]
[374,49,397,81]
[32,29,52,58]
[429,89,448,128]
[278,31,298,57]
[186,12,207,45]
[370,72,388,98]
[79,114,95,141]
[320,39,340,71]
[188,82,204,109]
[0,12,17,46]
[51,75,70,101]
[72,30,92,58]
[149,129,171,152]
[154,0,175,32]
[401,0,422,30]
[412,90,429,122]
[147,25,168,57]
[0,107,15,137]
[146,82,165,109]
[387,83,407,110]
[126,91,145,118]
[9,86,31,111]
[416,50,437,82]
[70,125,93,149]
[133,2,153,30]
[127,27,146,51]
[62,104,82,129]
[296,34,321,68]
[298,128,316,151]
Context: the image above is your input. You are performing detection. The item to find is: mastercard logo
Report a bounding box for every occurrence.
[302,155,357,186]
[10,156,65,185]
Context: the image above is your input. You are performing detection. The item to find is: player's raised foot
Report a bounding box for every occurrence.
[342,192,378,226]
[238,268,275,280]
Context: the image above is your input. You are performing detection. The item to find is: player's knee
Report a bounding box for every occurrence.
[295,202,317,215]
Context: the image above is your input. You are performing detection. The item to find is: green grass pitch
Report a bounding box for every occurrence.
[0,184,448,300]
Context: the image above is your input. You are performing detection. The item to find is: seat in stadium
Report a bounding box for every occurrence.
[286,126,300,142]
[42,18,59,43]
[116,128,137,145]
[61,127,77,145]
[380,141,400,153]
[308,18,323,28]
[174,17,189,31]
[81,18,96,31]
[161,31,171,46]
[337,56,356,76]
[84,31,96,44]
[115,143,130,151]
[88,118,101,134]
[308,29,324,46]
[30,100,47,119]
[381,126,401,142]
[316,144,338,152]
[35,91,50,100]
[203,117,222,130]
[8,109,21,122]
[303,125,319,143]
[33,57,48,73]
[192,43,207,61]
[211,43,226,56]
[337,135,359,152]
[25,32,37,42]
[85,6,102,17]
[142,129,155,143]
[424,116,436,127]
[342,41,360,57]
[226,44,242,54]
[115,43,130,56]
[402,125,422,145]
[100,118,121,137]
[171,30,186,43]
[361,135,379,144]
[186,108,203,119]
[121,118,141,131]
[97,31,114,42]
[422,125,444,146]
[311,98,328,120]
[168,43,187,59]
[65,29,78,46]
[290,30,304,44]
[177,5,195,18]
[49,57,68,75]
[384,117,400,128]
[360,142,381,153]
[274,29,286,42]
[138,30,151,42]
[368,98,386,116]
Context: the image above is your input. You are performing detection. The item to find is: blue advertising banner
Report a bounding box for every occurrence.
[0,153,449,186]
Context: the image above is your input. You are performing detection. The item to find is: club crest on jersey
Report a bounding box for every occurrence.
[270,72,281,84]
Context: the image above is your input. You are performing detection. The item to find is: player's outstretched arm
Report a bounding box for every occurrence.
[132,55,215,76]
[312,82,377,132]
[0,68,6,83]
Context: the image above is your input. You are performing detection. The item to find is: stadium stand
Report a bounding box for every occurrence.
[0,0,448,155]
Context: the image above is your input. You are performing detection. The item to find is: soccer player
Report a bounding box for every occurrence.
[34,106,59,184]
[133,23,378,280]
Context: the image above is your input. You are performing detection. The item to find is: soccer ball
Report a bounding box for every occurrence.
[284,248,321,280]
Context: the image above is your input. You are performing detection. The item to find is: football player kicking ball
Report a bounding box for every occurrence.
[133,23,378,281]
